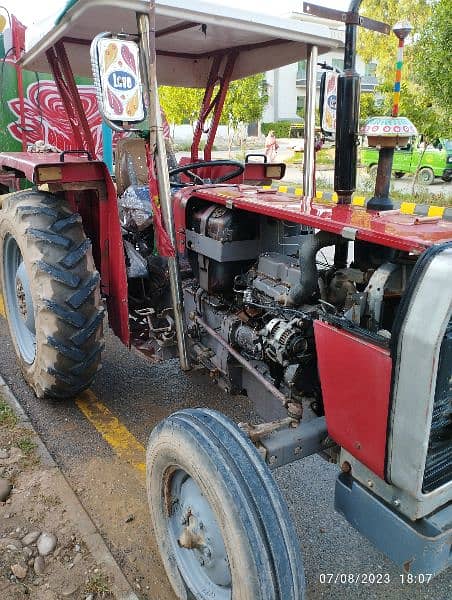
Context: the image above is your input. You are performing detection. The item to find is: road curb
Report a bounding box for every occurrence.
[264,183,452,220]
[0,375,140,600]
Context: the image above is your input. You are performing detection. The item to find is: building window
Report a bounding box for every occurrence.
[332,58,344,71]
[365,62,377,77]
[297,60,306,80]
[296,95,305,117]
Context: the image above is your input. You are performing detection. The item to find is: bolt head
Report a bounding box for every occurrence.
[393,498,401,507]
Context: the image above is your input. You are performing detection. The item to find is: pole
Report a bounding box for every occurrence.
[138,6,190,370]
[101,121,113,173]
[303,44,318,201]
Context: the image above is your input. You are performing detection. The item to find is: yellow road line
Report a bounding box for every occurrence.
[76,390,146,475]
[0,293,5,318]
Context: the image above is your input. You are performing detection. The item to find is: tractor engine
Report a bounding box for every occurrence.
[176,199,413,421]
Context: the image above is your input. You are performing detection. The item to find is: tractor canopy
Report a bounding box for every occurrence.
[21,0,341,85]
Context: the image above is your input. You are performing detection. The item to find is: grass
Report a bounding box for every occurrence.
[0,395,18,427]
[17,436,36,455]
[85,572,112,598]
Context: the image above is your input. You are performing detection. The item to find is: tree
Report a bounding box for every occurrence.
[159,74,267,151]
[358,0,431,82]
[359,92,381,122]
[158,86,204,135]
[221,73,268,152]
[412,0,452,137]
[355,1,452,138]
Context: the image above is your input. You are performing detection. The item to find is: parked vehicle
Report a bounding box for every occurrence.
[361,136,452,184]
[0,1,450,599]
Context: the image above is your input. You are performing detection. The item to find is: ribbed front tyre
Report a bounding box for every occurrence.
[147,408,305,600]
[0,190,103,398]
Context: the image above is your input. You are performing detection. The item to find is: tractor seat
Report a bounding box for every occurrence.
[115,138,149,196]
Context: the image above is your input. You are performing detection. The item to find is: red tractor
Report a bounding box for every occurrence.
[0,1,450,598]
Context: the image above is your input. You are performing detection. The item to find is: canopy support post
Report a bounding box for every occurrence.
[138,7,190,371]
[46,42,97,157]
[303,44,318,201]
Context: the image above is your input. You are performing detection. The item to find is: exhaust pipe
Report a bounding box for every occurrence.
[334,0,362,205]
[285,231,339,306]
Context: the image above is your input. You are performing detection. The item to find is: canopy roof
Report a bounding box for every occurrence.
[22,0,341,87]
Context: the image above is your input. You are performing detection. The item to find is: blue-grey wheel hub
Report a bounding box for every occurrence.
[3,235,36,364]
[168,469,232,599]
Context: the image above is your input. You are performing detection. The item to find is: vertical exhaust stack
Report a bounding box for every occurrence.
[365,21,417,211]
[334,0,362,205]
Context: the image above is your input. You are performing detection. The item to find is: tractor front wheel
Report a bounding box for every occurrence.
[147,408,305,600]
[0,190,103,398]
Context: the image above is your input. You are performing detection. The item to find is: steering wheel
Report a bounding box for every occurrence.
[168,159,244,185]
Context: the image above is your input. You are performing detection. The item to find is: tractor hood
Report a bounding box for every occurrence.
[21,0,341,87]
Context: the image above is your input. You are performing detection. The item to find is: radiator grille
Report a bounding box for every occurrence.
[423,318,452,493]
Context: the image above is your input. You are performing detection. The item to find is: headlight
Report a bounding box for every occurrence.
[447,155,452,163]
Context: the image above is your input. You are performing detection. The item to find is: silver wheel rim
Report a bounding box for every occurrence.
[167,469,232,600]
[3,235,36,364]
[419,169,432,183]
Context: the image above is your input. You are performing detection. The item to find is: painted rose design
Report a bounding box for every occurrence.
[8,79,170,156]
[7,80,126,156]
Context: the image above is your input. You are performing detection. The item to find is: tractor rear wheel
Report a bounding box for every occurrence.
[0,190,103,398]
[147,408,305,600]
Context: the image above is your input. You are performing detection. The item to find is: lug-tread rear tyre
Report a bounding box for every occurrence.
[147,408,305,600]
[0,190,103,398]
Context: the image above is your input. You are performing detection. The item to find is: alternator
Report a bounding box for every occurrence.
[262,318,307,366]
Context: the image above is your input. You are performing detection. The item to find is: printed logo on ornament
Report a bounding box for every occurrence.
[99,39,144,122]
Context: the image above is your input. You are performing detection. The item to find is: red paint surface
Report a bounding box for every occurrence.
[0,153,130,346]
[314,320,392,478]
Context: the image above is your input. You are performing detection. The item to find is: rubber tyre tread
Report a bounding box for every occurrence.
[0,190,103,398]
[147,408,305,600]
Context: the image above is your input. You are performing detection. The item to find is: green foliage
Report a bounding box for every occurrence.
[412,0,452,137]
[0,396,17,427]
[222,74,268,129]
[158,86,204,127]
[261,122,291,137]
[357,0,450,140]
[159,74,267,146]
[358,1,431,82]
[17,436,36,455]
[359,93,381,122]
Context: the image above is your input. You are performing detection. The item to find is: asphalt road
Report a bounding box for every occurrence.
[0,316,451,600]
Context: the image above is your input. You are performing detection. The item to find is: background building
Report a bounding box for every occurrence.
[263,10,378,124]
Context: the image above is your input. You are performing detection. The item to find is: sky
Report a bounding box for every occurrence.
[0,0,350,26]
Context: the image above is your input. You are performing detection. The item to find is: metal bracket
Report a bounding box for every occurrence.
[303,2,390,35]
[242,416,331,470]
